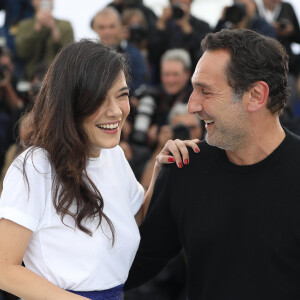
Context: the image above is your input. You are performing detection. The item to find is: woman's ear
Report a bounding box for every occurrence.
[246,81,269,112]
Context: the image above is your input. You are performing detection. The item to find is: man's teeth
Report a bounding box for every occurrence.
[97,123,119,129]
[204,120,214,125]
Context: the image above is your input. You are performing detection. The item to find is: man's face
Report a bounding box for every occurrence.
[170,0,192,11]
[31,0,53,11]
[188,49,250,151]
[161,60,190,95]
[92,13,121,46]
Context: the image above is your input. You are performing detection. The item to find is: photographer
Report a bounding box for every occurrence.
[130,48,193,147]
[108,0,157,32]
[15,0,74,80]
[152,0,210,79]
[0,47,23,171]
[121,9,149,60]
[256,0,300,77]
[91,7,147,92]
[215,0,275,37]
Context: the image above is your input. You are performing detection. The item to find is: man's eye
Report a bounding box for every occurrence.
[202,90,210,95]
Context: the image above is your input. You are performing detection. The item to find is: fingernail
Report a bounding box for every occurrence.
[184,159,189,165]
[196,139,201,143]
[195,148,200,153]
[168,157,175,163]
[178,162,183,168]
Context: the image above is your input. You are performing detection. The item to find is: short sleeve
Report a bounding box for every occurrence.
[116,146,144,216]
[0,149,52,232]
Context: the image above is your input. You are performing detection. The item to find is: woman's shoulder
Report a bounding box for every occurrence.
[102,145,126,160]
[12,147,52,174]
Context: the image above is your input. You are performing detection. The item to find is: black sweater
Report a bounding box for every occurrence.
[126,130,300,300]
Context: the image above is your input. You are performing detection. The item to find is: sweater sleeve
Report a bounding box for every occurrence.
[125,165,182,289]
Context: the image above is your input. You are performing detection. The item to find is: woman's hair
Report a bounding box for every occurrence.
[23,39,129,242]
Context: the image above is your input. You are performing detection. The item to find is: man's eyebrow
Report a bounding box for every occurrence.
[192,81,212,89]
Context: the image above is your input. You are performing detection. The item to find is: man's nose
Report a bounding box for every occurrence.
[187,91,203,114]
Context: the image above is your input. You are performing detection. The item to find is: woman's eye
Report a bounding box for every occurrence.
[119,92,129,98]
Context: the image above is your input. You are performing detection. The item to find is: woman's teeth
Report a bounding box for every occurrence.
[97,123,118,129]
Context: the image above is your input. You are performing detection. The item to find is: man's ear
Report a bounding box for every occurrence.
[90,17,95,30]
[246,81,269,112]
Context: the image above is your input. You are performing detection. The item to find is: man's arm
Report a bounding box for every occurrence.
[126,165,182,289]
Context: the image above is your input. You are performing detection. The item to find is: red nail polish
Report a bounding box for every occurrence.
[184,159,189,165]
[195,148,200,153]
[178,162,183,168]
[168,157,175,162]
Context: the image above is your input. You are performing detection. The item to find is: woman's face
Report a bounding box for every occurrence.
[82,71,130,157]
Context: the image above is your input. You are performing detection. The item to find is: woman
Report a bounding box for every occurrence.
[0,40,199,300]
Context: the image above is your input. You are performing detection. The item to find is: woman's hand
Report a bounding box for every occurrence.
[156,138,200,169]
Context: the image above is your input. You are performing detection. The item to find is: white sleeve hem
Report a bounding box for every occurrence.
[0,207,38,232]
[130,183,144,216]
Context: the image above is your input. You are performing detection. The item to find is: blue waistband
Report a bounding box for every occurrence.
[68,284,124,300]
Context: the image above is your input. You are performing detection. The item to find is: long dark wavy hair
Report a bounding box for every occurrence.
[23,39,129,242]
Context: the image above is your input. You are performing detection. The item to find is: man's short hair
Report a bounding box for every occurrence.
[90,7,121,29]
[161,48,192,71]
[201,29,289,114]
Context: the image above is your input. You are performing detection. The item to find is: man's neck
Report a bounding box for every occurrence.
[225,118,285,165]
[263,0,276,11]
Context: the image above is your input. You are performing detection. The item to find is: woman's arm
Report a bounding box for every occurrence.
[0,219,89,300]
[135,139,200,225]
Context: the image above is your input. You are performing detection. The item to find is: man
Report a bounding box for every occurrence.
[152,0,211,76]
[154,48,193,126]
[126,29,300,299]
[215,0,275,37]
[168,102,204,140]
[256,0,300,76]
[130,48,193,145]
[15,0,73,80]
[91,7,147,92]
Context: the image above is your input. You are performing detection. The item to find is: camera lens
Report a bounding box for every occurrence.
[131,95,156,144]
[172,3,184,20]
[224,3,246,26]
[129,24,147,44]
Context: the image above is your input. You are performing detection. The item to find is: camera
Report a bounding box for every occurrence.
[0,64,8,81]
[131,85,158,144]
[172,124,190,140]
[123,0,142,8]
[224,3,246,27]
[278,19,289,29]
[172,3,185,20]
[129,24,148,44]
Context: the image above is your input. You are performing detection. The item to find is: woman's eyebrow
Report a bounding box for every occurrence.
[118,86,129,92]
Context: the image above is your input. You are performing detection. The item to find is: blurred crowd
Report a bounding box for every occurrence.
[0,0,300,299]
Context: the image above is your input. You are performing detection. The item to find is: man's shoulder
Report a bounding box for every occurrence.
[161,140,223,176]
[285,129,300,149]
[190,14,211,30]
[126,42,142,55]
[190,140,222,161]
[56,19,73,28]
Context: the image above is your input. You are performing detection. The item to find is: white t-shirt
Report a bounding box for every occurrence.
[0,146,144,291]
